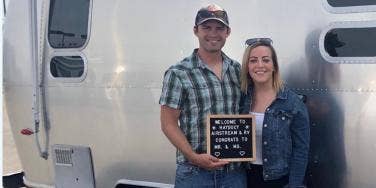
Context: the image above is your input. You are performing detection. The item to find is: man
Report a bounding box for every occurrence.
[159,4,245,187]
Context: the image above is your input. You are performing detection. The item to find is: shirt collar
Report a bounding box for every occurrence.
[191,49,230,71]
[276,88,288,99]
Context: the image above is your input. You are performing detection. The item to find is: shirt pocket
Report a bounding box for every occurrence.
[272,109,293,139]
[187,82,212,112]
[274,109,293,123]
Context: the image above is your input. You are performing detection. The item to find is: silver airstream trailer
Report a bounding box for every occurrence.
[3,0,376,187]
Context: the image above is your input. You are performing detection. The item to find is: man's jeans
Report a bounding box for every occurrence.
[175,163,246,188]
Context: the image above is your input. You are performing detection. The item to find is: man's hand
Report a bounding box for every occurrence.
[161,106,229,170]
[189,153,229,170]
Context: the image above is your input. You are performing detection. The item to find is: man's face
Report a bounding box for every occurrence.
[194,20,230,53]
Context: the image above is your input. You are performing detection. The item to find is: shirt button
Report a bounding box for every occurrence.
[266,108,270,112]
[282,116,286,120]
[265,174,269,178]
[263,141,268,145]
[264,158,268,162]
[264,124,268,128]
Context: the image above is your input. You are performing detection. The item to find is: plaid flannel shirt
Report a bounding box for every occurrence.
[160,49,242,170]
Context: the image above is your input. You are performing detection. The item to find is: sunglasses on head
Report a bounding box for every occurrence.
[245,38,273,46]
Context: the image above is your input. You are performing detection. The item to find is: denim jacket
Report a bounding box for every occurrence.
[239,86,310,187]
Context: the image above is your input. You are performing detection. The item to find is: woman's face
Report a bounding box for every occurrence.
[247,46,274,86]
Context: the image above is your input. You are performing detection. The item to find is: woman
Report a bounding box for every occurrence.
[239,38,309,188]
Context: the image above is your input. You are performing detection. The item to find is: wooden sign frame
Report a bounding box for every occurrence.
[207,114,256,162]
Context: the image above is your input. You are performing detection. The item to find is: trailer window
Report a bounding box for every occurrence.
[327,0,376,7]
[50,56,84,77]
[324,27,376,57]
[48,0,90,48]
[319,21,376,64]
[324,0,376,13]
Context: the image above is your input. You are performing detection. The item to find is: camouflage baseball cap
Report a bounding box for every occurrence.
[195,4,229,27]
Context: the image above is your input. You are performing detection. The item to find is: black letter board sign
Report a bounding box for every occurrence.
[207,114,255,161]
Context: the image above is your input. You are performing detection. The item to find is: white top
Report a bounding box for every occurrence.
[250,111,264,165]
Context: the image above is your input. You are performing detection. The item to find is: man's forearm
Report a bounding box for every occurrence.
[160,106,197,162]
[161,121,197,161]
[160,106,228,169]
